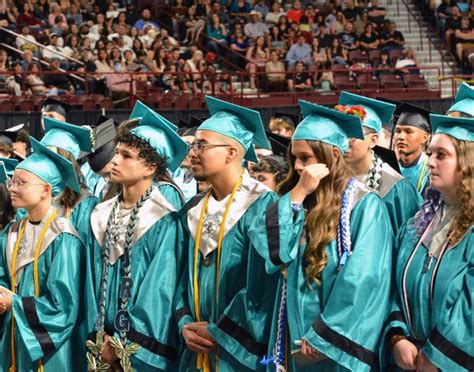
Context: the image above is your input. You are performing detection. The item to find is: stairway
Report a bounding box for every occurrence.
[380,0,459,98]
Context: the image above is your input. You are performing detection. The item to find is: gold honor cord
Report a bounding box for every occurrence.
[417,158,428,192]
[193,175,243,372]
[10,209,57,372]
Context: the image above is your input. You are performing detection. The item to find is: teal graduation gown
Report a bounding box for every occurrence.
[399,152,429,195]
[370,162,422,233]
[380,212,474,371]
[172,167,198,202]
[157,181,185,210]
[175,172,279,371]
[86,186,182,371]
[0,209,84,372]
[248,182,393,371]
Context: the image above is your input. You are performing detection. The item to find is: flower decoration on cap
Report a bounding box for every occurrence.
[334,105,367,123]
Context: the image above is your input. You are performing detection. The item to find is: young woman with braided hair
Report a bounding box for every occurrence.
[381,114,474,371]
[335,92,422,233]
[85,105,188,371]
[250,100,393,371]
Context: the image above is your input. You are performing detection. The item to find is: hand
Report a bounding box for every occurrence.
[416,351,438,372]
[101,334,118,365]
[183,322,217,353]
[291,164,329,203]
[393,339,418,370]
[0,286,13,314]
[301,339,323,361]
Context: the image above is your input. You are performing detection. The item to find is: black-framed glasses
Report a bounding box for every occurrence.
[188,142,231,153]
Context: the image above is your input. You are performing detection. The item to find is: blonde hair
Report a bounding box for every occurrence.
[269,117,294,133]
[278,140,351,285]
[449,138,473,245]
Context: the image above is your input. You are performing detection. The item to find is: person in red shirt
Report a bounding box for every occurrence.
[287,1,304,24]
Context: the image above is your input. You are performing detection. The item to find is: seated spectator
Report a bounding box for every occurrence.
[317,23,333,49]
[5,62,24,96]
[244,11,269,42]
[16,24,38,52]
[246,35,269,89]
[206,13,227,56]
[43,58,74,95]
[332,11,346,35]
[380,21,405,52]
[287,1,304,24]
[445,5,462,49]
[134,8,159,35]
[436,0,452,36]
[229,0,252,21]
[268,25,286,52]
[343,0,361,22]
[375,50,393,75]
[42,33,65,62]
[151,48,167,73]
[312,38,328,67]
[328,37,348,65]
[26,62,56,95]
[287,60,312,91]
[338,21,359,51]
[229,28,249,68]
[359,23,379,51]
[63,34,80,59]
[186,49,206,84]
[265,50,286,91]
[266,2,285,26]
[354,11,368,36]
[95,48,113,73]
[108,24,133,49]
[66,3,82,26]
[254,0,269,19]
[304,4,317,26]
[34,0,50,21]
[395,47,419,74]
[367,0,387,28]
[19,49,34,71]
[183,6,205,44]
[17,3,40,27]
[455,16,474,64]
[160,64,180,92]
[0,48,9,86]
[171,0,187,41]
[48,2,67,31]
[207,2,230,28]
[278,15,290,40]
[112,12,130,33]
[299,16,312,41]
[286,34,312,69]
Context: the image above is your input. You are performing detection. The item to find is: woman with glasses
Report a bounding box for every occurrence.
[0,138,84,371]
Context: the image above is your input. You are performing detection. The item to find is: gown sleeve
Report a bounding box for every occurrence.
[422,231,474,371]
[116,212,182,370]
[70,195,98,243]
[10,233,83,362]
[303,193,393,372]
[158,183,184,210]
[207,192,281,370]
[247,192,305,274]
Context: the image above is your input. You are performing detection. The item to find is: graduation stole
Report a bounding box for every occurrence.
[86,186,153,372]
[417,157,429,192]
[9,208,57,372]
[193,175,243,372]
[367,153,383,192]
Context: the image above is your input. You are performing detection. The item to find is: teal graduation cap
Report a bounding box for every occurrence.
[430,113,474,142]
[199,95,270,162]
[447,83,474,117]
[338,91,396,133]
[130,110,188,172]
[293,100,365,153]
[41,117,94,159]
[0,158,19,183]
[129,100,178,131]
[17,137,81,196]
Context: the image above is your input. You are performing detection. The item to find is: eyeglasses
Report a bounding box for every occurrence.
[188,142,231,153]
[6,178,47,191]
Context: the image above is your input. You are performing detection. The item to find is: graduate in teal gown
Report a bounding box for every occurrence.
[336,92,422,232]
[381,114,474,371]
[175,96,279,371]
[248,101,393,371]
[0,137,84,372]
[392,103,432,196]
[0,158,18,229]
[85,108,189,371]
[446,82,474,118]
[40,117,98,242]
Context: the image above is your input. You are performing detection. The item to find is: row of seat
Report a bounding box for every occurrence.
[0,95,113,112]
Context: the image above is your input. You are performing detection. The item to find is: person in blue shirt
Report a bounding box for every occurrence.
[133,8,159,34]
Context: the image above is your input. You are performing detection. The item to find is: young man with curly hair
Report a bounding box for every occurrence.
[85,103,188,371]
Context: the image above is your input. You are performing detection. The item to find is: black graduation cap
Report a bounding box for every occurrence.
[86,117,117,173]
[0,124,26,146]
[265,130,290,157]
[272,112,300,128]
[42,97,71,119]
[373,145,400,174]
[394,102,432,133]
[190,115,207,127]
